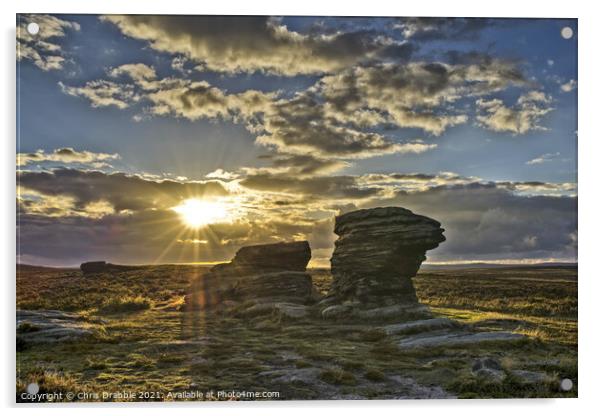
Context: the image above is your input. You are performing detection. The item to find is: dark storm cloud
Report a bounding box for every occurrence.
[18,168,229,212]
[367,183,577,261]
[101,15,416,75]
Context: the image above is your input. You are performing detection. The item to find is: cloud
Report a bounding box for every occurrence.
[17,148,120,167]
[59,80,136,109]
[17,14,80,71]
[101,15,415,76]
[60,67,438,161]
[526,152,561,165]
[61,68,276,123]
[171,56,191,74]
[476,91,554,134]
[357,171,479,192]
[108,63,158,90]
[560,79,577,92]
[240,173,383,199]
[318,58,525,135]
[205,169,240,181]
[145,81,275,121]
[394,17,492,41]
[496,181,576,196]
[256,92,437,158]
[18,168,230,213]
[59,48,531,162]
[256,154,351,176]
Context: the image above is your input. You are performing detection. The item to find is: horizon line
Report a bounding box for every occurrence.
[17,259,578,270]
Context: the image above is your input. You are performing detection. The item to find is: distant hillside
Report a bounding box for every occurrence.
[421,262,577,270]
[17,264,78,272]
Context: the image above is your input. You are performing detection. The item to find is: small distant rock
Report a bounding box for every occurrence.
[80,261,134,274]
[80,261,109,274]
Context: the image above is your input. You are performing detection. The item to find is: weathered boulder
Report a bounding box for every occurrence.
[231,241,311,271]
[184,241,314,310]
[325,207,445,316]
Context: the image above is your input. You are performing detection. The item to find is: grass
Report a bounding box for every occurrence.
[413,266,577,319]
[364,369,386,382]
[98,296,153,314]
[17,367,83,402]
[17,264,207,313]
[319,368,357,385]
[15,264,577,401]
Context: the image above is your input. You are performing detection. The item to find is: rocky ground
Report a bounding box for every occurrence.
[16,264,577,401]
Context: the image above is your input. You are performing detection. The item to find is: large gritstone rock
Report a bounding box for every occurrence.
[231,241,311,271]
[324,207,445,318]
[184,241,314,311]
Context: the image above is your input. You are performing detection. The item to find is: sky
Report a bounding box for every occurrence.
[16,14,577,267]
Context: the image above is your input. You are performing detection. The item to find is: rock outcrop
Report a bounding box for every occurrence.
[16,309,101,346]
[80,261,134,274]
[324,207,445,318]
[184,241,314,310]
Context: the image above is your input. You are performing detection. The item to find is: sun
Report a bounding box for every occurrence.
[172,198,231,228]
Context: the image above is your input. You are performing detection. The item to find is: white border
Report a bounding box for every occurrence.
[3,1,599,414]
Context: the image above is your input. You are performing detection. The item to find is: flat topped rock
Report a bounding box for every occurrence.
[334,207,445,249]
[232,241,311,271]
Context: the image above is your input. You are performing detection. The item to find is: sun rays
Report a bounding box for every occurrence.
[172,198,233,229]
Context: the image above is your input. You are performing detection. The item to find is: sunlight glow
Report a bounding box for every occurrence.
[172,198,232,228]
